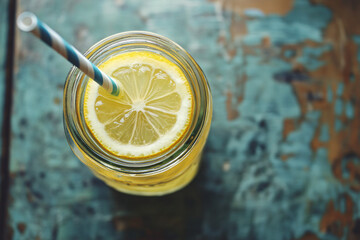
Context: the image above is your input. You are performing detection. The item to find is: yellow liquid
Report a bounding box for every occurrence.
[87,117,211,196]
[80,51,212,196]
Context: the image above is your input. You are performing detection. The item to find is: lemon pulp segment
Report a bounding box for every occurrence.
[84,51,193,158]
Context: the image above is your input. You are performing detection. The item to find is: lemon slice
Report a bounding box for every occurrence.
[84,51,193,158]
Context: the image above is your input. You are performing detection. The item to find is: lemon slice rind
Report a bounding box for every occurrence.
[84,52,193,158]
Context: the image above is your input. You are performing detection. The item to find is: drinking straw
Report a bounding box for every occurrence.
[16,12,121,96]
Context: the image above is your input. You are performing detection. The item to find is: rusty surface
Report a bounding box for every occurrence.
[1,0,360,239]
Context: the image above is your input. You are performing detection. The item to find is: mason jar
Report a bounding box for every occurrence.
[63,31,212,196]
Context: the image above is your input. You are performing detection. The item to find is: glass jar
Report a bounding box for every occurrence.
[63,31,212,196]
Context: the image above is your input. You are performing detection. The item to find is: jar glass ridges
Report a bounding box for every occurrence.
[63,31,212,196]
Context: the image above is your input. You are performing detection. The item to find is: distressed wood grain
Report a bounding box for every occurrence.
[0,0,9,179]
[0,0,14,238]
[3,0,360,239]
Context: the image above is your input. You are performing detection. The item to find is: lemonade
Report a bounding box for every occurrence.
[64,32,212,196]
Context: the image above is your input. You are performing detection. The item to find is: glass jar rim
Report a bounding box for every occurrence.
[63,31,211,173]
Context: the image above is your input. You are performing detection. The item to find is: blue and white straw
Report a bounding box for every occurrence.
[17,12,121,96]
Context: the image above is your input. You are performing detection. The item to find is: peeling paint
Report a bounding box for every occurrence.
[334,98,343,115]
[319,124,329,142]
[210,0,294,16]
[6,0,360,239]
[345,101,354,119]
[327,85,333,102]
[335,118,343,132]
[336,82,344,97]
[296,45,331,71]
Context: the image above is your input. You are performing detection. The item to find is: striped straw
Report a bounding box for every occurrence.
[16,12,121,96]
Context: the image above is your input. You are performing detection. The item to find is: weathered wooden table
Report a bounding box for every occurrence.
[1,0,360,239]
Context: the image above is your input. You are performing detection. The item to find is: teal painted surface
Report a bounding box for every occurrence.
[0,0,9,180]
[336,82,344,97]
[319,124,329,142]
[4,0,360,239]
[354,36,360,62]
[345,101,354,119]
[335,119,343,132]
[327,85,333,102]
[297,45,331,71]
[335,98,343,115]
